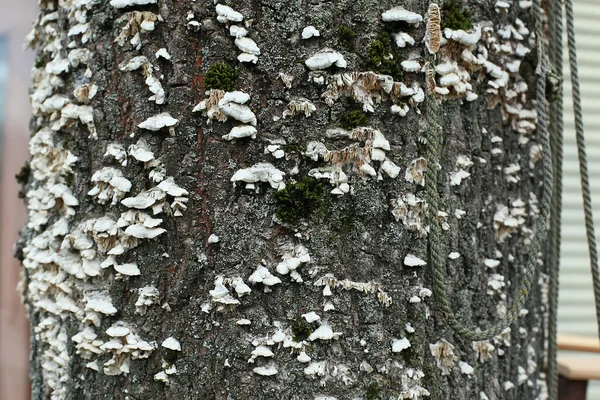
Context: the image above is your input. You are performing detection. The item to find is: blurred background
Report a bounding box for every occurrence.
[1,0,600,399]
[0,1,36,400]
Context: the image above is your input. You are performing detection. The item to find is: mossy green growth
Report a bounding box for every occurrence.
[337,24,357,51]
[281,142,306,154]
[366,382,382,400]
[15,162,30,185]
[204,62,238,92]
[275,177,324,225]
[441,0,473,31]
[366,33,403,81]
[291,320,313,342]
[339,110,369,130]
[64,172,75,187]
[34,53,48,69]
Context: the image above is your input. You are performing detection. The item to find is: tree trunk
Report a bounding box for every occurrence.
[17,0,550,399]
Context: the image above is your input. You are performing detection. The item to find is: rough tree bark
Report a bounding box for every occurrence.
[17,0,551,399]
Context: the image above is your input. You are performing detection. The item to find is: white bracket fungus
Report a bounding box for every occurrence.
[155,48,171,60]
[405,157,427,186]
[404,254,426,267]
[210,276,240,306]
[116,11,163,49]
[302,312,321,323]
[459,361,475,375]
[401,60,421,72]
[305,49,347,70]
[308,323,342,341]
[119,56,166,104]
[392,337,411,353]
[110,0,157,8]
[381,7,423,24]
[283,98,317,118]
[88,168,132,205]
[223,125,258,141]
[248,265,282,288]
[216,4,243,23]
[231,163,286,190]
[135,286,159,315]
[104,143,128,166]
[302,26,320,39]
[276,244,311,282]
[253,365,278,376]
[161,337,182,352]
[128,139,156,165]
[430,339,458,375]
[138,113,179,134]
[393,32,416,47]
[297,351,312,363]
[314,274,392,306]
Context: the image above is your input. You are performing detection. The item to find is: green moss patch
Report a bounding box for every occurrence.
[291,320,313,341]
[205,62,238,92]
[339,110,369,130]
[366,33,403,81]
[275,177,324,225]
[337,24,357,51]
[441,0,473,31]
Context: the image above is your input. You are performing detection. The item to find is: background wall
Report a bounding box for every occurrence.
[0,1,36,400]
[557,0,600,399]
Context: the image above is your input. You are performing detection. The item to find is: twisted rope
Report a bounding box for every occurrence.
[547,0,564,397]
[425,0,553,341]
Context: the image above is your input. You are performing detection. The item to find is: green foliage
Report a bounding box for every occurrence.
[291,320,313,342]
[275,177,324,225]
[366,382,382,400]
[339,110,369,130]
[366,33,403,81]
[205,62,238,92]
[337,24,357,50]
[441,0,473,31]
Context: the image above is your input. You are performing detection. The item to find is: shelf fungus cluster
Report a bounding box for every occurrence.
[304,126,400,195]
[22,0,196,394]
[115,10,162,49]
[216,4,261,64]
[194,89,258,141]
[119,56,166,105]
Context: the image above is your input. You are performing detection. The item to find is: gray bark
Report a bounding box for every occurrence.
[17,0,549,399]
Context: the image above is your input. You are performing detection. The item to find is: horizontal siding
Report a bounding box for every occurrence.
[557,1,600,399]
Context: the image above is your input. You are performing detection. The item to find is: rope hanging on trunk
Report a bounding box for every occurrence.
[425,0,600,398]
[425,0,553,342]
